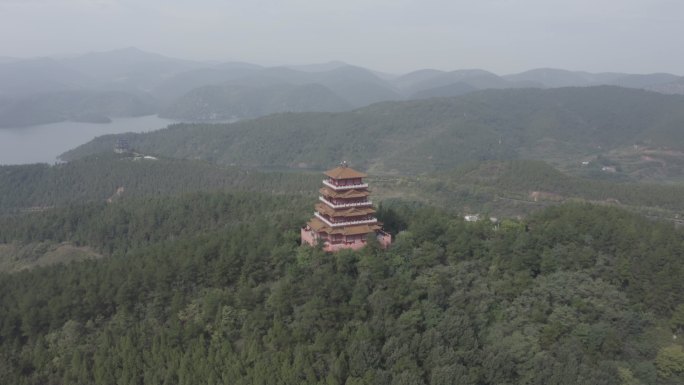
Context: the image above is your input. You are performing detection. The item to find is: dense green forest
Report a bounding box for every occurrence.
[4,156,684,222]
[397,160,684,216]
[0,154,319,214]
[61,87,684,180]
[4,120,684,383]
[1,191,684,384]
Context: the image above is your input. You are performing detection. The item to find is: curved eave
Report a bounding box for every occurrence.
[319,187,370,199]
[324,166,367,179]
[315,203,376,217]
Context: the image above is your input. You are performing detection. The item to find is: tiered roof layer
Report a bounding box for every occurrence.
[315,203,376,218]
[307,217,383,236]
[324,166,367,179]
[319,187,370,199]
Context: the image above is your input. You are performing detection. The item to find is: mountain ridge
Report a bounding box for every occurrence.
[160,83,352,121]
[3,47,684,128]
[61,86,684,180]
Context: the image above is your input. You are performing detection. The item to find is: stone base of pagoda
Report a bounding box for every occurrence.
[300,226,318,247]
[377,230,392,249]
[324,240,369,252]
[300,226,392,252]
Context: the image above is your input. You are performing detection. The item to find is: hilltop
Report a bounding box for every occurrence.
[1,188,683,385]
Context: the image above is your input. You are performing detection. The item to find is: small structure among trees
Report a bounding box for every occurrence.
[114,138,131,154]
[301,162,391,252]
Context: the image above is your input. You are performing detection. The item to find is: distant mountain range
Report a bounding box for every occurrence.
[0,90,156,127]
[160,83,352,121]
[503,68,681,89]
[1,47,683,127]
[62,86,684,182]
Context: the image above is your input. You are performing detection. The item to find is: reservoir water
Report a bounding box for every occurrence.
[0,115,176,165]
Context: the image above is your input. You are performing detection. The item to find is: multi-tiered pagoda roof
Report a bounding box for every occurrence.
[301,163,391,252]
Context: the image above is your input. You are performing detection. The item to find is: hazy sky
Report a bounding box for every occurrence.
[1,0,682,74]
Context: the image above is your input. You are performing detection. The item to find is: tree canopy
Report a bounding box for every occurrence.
[1,194,683,385]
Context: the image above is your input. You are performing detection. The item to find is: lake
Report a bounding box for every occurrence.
[0,115,176,165]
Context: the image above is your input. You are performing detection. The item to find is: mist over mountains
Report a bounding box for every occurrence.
[1,47,683,127]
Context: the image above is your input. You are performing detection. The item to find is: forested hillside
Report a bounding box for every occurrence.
[61,87,684,179]
[394,160,684,216]
[160,83,352,121]
[3,152,684,385]
[0,155,319,214]
[1,192,684,384]
[5,155,684,225]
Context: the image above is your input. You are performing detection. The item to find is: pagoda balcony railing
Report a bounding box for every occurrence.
[327,239,366,245]
[314,212,378,227]
[319,196,372,208]
[322,180,368,191]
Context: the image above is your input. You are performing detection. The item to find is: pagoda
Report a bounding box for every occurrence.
[301,162,392,252]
